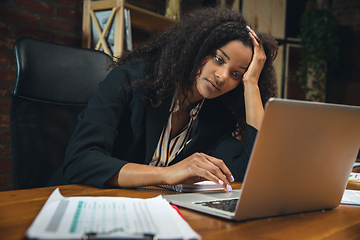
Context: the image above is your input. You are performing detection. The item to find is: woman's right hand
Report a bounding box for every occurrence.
[162,152,234,192]
[111,153,234,192]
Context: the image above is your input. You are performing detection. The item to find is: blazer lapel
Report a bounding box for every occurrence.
[144,98,172,163]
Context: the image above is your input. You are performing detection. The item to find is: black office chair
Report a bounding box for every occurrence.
[11,37,112,190]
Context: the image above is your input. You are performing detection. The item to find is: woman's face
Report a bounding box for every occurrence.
[194,40,253,100]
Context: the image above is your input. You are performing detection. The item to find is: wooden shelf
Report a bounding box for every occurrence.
[124,3,175,31]
[82,0,176,57]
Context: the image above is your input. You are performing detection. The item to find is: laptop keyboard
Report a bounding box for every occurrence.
[195,198,238,213]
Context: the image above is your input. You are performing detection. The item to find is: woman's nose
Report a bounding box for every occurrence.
[215,68,229,83]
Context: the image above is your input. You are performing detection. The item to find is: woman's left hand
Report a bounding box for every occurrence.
[242,26,266,130]
[242,26,266,86]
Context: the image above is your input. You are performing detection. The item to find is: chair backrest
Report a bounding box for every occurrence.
[11,37,112,190]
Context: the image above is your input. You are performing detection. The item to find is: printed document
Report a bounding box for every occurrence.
[26,188,200,239]
[341,189,360,205]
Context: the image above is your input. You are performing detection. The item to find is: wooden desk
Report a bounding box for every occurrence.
[1,182,360,240]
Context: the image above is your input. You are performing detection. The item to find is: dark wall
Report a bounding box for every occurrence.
[327,0,360,106]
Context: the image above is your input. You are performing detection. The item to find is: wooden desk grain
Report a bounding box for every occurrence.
[1,182,360,240]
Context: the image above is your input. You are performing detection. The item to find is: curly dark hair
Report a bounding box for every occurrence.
[113,7,278,139]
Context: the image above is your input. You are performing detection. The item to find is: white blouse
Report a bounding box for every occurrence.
[149,98,205,167]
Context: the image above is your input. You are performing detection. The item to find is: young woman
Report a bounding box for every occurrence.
[47,7,278,192]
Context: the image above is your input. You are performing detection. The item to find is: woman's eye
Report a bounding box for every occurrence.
[232,72,242,79]
[214,55,224,64]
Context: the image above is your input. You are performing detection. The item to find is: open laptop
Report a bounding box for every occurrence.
[164,98,360,221]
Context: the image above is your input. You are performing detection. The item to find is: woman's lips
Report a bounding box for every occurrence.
[205,79,221,91]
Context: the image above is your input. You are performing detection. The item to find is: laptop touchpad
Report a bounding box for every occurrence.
[199,189,242,199]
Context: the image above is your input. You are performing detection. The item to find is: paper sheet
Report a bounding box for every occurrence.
[341,190,360,205]
[26,188,200,239]
[349,172,360,183]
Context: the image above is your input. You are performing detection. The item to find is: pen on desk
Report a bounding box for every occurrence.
[82,232,156,240]
[82,228,157,240]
